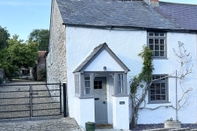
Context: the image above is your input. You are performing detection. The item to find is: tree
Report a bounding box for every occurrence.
[0,26,10,51]
[0,35,38,79]
[130,46,154,127]
[29,29,49,51]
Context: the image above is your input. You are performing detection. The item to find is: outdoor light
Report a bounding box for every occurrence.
[103,66,107,71]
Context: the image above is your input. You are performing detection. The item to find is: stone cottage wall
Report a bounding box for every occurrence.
[46,0,67,84]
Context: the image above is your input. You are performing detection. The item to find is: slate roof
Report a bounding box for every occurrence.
[56,0,197,31]
[155,2,197,30]
[73,43,130,73]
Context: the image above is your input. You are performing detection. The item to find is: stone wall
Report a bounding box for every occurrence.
[46,0,67,84]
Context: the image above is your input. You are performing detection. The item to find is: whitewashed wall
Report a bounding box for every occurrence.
[65,26,197,124]
[66,27,145,119]
[138,32,197,123]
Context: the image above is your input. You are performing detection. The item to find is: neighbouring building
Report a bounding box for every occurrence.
[46,0,197,130]
[36,51,47,81]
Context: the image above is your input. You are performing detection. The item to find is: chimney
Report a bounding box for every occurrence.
[144,0,159,6]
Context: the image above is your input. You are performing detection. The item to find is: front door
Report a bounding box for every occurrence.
[94,77,108,124]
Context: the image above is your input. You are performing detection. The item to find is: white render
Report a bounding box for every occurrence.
[47,4,197,128]
[65,26,197,124]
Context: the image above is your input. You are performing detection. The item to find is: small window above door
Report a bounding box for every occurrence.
[94,81,102,89]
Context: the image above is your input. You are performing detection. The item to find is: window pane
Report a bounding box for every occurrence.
[155,39,159,45]
[160,45,164,50]
[85,81,90,87]
[117,87,123,93]
[160,51,165,56]
[149,32,154,36]
[85,76,90,80]
[160,39,164,45]
[155,51,159,56]
[155,45,159,50]
[155,33,159,36]
[160,33,165,36]
[149,39,154,44]
[85,88,90,94]
[150,45,154,50]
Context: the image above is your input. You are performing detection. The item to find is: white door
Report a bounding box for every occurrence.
[94,77,108,124]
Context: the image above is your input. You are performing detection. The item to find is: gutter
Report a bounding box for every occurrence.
[62,23,197,34]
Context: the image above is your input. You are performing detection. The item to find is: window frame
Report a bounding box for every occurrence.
[148,74,169,103]
[147,31,167,58]
[114,73,127,96]
[74,73,80,96]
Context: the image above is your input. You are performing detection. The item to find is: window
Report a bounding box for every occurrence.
[94,81,102,89]
[75,74,80,95]
[148,32,166,58]
[117,74,124,93]
[149,75,168,103]
[84,74,91,94]
[114,73,127,96]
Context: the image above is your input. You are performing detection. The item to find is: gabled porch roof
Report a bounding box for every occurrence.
[73,43,130,73]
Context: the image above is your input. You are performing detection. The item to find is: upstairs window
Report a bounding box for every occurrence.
[148,32,167,58]
[149,75,168,103]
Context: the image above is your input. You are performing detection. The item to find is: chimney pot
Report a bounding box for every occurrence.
[144,0,159,6]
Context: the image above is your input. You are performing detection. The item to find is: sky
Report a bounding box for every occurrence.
[0,0,196,41]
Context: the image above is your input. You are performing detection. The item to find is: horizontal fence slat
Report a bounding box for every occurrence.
[0,97,30,99]
[33,102,60,105]
[0,103,30,106]
[0,109,30,113]
[33,108,60,111]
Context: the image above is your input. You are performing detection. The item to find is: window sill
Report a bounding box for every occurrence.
[75,95,94,99]
[152,57,168,60]
[148,101,170,104]
[112,94,129,97]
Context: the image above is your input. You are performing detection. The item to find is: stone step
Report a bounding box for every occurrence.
[170,128,190,131]
[142,128,169,131]
[142,128,195,131]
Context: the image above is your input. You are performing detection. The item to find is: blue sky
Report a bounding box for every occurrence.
[0,0,196,41]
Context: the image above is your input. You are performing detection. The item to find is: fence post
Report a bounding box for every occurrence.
[59,82,62,115]
[63,83,67,117]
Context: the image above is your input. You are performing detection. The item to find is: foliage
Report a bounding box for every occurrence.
[0,35,38,79]
[29,29,49,51]
[0,26,10,51]
[130,45,154,127]
[39,68,46,81]
[130,46,154,94]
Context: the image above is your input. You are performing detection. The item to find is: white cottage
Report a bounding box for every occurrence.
[47,0,197,130]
